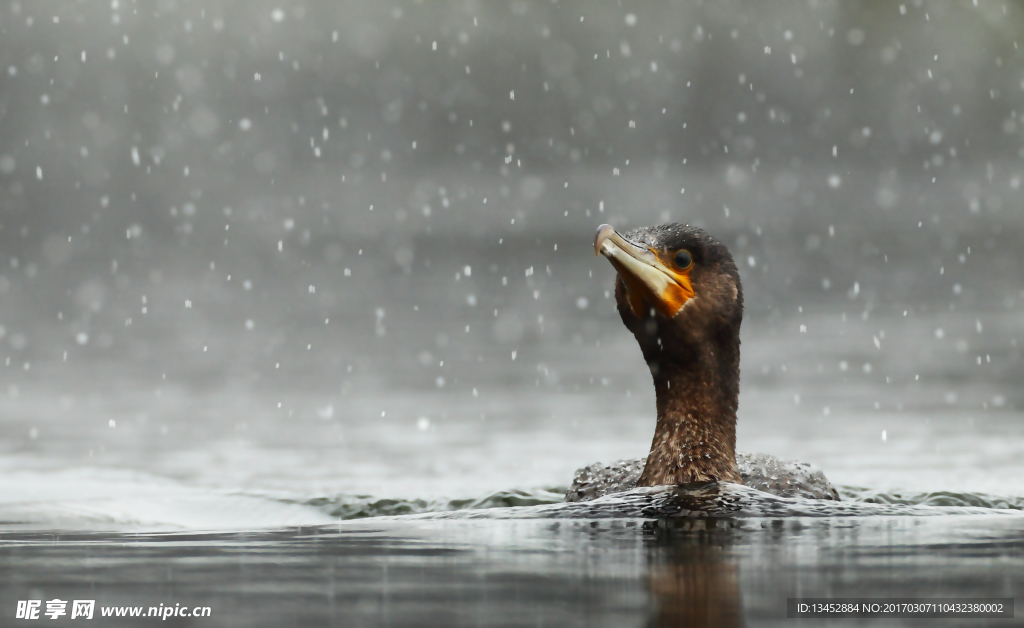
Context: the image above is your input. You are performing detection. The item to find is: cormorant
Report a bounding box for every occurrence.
[566,223,839,503]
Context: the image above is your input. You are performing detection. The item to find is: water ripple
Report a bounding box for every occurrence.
[310,483,1024,521]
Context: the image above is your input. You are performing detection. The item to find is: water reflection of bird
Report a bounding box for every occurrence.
[567,224,839,502]
[644,519,744,628]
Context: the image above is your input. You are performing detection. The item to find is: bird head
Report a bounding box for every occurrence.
[594,223,743,360]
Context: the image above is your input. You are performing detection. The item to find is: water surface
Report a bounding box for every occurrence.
[3,516,1022,627]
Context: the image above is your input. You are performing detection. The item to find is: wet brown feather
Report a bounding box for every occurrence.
[610,224,744,487]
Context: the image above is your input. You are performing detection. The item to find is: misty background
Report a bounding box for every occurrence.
[1,0,1023,507]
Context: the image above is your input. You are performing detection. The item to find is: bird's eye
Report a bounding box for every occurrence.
[674,250,693,270]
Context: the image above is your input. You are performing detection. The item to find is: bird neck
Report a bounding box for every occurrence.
[637,336,742,487]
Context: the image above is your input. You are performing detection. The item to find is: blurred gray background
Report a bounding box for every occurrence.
[1,0,1023,503]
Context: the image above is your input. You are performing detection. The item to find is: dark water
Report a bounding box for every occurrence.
[3,514,1023,627]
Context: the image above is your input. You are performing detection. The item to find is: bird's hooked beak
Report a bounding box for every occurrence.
[594,224,695,318]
